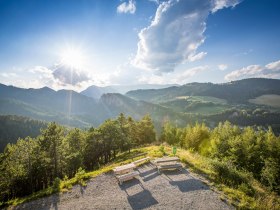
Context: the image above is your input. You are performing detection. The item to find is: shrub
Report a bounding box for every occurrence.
[211,160,248,187]
[238,183,255,197]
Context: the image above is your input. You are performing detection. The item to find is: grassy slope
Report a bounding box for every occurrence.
[249,94,280,108]
[160,96,230,115]
[6,145,280,210]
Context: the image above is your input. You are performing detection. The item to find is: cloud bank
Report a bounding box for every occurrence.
[133,0,241,73]
[117,0,136,14]
[225,59,280,81]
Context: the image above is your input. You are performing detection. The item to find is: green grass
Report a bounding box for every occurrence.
[185,105,228,115]
[191,96,227,104]
[160,96,230,115]
[6,145,280,210]
[249,94,280,108]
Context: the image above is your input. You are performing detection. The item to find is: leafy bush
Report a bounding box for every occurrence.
[238,183,255,197]
[261,158,280,193]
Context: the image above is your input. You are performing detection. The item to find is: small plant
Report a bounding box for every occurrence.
[159,144,166,155]
[75,167,87,186]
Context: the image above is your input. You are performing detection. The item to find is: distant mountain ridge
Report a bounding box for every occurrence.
[126,78,280,103]
[80,84,178,99]
[0,83,186,128]
[1,78,280,130]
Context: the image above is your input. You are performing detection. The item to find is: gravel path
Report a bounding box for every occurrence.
[14,163,234,210]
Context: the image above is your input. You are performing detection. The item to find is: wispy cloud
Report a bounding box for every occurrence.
[133,0,241,73]
[225,59,280,81]
[148,0,160,5]
[180,65,209,78]
[218,64,228,71]
[0,72,18,78]
[137,65,209,85]
[117,0,136,14]
[212,0,241,12]
[265,60,280,71]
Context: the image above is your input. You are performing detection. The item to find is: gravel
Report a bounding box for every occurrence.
[13,163,234,210]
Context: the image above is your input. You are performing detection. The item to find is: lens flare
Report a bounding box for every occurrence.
[60,47,86,69]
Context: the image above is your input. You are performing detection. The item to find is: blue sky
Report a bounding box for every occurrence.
[0,0,280,91]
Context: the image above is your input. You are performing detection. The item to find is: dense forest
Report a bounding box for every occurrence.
[0,114,155,203]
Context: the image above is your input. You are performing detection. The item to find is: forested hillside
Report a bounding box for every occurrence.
[0,115,47,152]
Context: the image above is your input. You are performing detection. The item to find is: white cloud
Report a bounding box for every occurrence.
[225,59,280,81]
[180,65,209,78]
[28,66,52,74]
[212,0,241,12]
[218,64,228,71]
[133,65,209,85]
[188,52,207,62]
[265,60,280,71]
[133,0,241,73]
[117,0,136,14]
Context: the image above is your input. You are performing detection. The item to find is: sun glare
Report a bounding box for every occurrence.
[60,47,87,69]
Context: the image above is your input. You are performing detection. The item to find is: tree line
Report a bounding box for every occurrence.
[0,113,156,202]
[161,121,280,194]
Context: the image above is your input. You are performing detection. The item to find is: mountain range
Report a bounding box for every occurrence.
[0,78,280,131]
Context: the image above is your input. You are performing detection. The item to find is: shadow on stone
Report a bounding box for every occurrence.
[170,178,209,193]
[127,189,158,210]
[80,184,87,196]
[120,178,144,194]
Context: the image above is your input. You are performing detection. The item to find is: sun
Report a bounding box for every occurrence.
[60,47,87,69]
